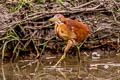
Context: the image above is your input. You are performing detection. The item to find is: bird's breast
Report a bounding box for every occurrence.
[55,23,76,41]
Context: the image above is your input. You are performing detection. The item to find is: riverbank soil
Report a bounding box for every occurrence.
[0,0,120,60]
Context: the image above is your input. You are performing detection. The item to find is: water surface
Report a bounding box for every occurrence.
[1,55,120,80]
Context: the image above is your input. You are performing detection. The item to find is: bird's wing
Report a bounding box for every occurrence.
[66,19,90,42]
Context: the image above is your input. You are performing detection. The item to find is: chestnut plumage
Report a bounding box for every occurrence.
[49,14,90,66]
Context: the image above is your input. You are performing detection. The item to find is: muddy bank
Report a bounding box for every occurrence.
[0,0,120,59]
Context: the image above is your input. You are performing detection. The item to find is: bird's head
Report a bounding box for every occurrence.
[49,14,66,24]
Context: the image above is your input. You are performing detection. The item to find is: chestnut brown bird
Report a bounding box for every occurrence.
[49,14,90,66]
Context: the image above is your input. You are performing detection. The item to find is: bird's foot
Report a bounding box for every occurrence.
[54,53,66,67]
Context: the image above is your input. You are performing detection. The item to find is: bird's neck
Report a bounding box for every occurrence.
[55,20,64,25]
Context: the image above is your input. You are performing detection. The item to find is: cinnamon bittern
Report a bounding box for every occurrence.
[49,14,90,66]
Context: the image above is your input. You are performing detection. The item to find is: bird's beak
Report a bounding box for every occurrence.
[49,17,56,22]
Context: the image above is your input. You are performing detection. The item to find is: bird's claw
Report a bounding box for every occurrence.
[54,53,66,67]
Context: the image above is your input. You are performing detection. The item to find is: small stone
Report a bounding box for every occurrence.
[92,52,100,60]
[104,65,109,69]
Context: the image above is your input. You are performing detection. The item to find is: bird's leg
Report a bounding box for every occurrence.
[76,46,80,61]
[54,40,73,67]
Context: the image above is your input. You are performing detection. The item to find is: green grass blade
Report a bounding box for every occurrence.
[2,39,15,60]
[13,42,19,54]
[37,0,42,3]
[57,0,64,6]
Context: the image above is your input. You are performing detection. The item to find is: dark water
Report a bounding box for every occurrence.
[1,55,120,80]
